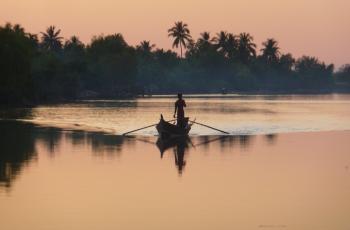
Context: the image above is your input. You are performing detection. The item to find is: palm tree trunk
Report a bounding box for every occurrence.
[180,43,183,58]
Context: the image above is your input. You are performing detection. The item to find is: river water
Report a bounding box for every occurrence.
[1,94,350,135]
[1,94,350,230]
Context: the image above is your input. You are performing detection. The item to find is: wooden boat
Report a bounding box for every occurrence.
[156,114,192,138]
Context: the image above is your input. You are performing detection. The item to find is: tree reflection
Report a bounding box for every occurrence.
[265,134,277,144]
[0,121,37,190]
[0,121,134,191]
[194,135,254,149]
[156,134,278,175]
[36,127,63,155]
[0,120,280,190]
[0,121,66,191]
[87,133,126,157]
[239,135,253,148]
[0,108,33,120]
[66,130,134,157]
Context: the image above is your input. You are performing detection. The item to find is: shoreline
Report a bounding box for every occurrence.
[1,91,350,109]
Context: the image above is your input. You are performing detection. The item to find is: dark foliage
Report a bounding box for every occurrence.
[0,24,35,105]
[0,22,348,105]
[334,64,350,91]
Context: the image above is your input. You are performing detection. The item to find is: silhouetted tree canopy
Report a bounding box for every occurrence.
[0,22,348,105]
[0,23,35,105]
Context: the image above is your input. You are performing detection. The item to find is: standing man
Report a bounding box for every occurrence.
[174,93,186,127]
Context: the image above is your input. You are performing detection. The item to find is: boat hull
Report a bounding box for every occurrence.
[156,117,191,138]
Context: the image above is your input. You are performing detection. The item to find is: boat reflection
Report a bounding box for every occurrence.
[156,137,191,174]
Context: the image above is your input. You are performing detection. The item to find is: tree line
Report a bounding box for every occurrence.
[0,22,349,105]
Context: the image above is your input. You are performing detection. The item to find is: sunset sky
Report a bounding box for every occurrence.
[1,0,349,67]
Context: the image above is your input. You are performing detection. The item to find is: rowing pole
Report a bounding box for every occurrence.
[123,119,229,136]
[122,119,176,136]
[190,120,229,134]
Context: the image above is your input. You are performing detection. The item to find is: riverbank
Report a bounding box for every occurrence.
[2,89,350,109]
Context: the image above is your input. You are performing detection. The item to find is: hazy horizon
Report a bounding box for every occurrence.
[1,0,349,67]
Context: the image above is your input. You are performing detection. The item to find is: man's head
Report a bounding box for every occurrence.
[177,93,183,99]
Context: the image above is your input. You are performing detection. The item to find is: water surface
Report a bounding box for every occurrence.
[1,94,350,230]
[1,94,350,135]
[0,121,349,230]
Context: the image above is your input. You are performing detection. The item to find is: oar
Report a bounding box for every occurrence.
[122,119,176,136]
[190,120,229,134]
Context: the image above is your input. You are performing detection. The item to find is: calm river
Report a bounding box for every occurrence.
[1,94,350,230]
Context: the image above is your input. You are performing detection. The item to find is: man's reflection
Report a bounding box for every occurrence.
[157,137,189,175]
[173,138,187,174]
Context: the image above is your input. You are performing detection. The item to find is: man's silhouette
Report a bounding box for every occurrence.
[174,93,186,128]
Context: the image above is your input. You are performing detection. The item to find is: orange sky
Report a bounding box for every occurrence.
[1,0,349,67]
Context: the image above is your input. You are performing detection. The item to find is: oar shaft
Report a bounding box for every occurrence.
[122,119,176,135]
[191,121,229,134]
[122,123,158,136]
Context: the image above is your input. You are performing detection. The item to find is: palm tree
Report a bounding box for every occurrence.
[185,39,197,57]
[196,32,214,53]
[213,31,228,53]
[65,36,84,48]
[213,32,238,59]
[168,21,192,58]
[226,33,238,59]
[64,36,85,55]
[27,33,39,49]
[261,38,280,64]
[40,26,63,51]
[198,32,212,46]
[238,33,256,64]
[136,40,155,54]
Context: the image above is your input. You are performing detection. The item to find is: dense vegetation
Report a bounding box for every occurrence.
[0,22,349,105]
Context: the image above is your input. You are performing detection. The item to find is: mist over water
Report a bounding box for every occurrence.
[1,94,350,135]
